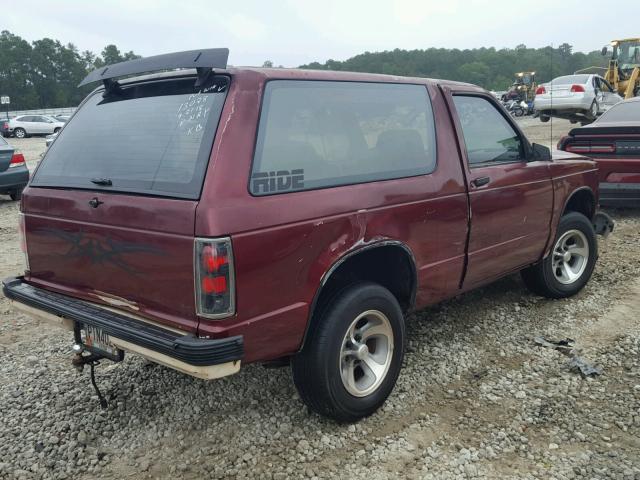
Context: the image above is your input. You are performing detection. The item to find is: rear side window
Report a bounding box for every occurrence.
[250,81,436,195]
[32,75,229,199]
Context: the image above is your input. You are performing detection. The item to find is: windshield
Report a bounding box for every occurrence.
[32,75,228,199]
[597,100,640,123]
[616,40,640,70]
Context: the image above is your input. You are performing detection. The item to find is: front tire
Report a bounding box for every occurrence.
[292,282,405,422]
[588,100,599,120]
[540,114,550,123]
[13,128,26,139]
[521,212,597,299]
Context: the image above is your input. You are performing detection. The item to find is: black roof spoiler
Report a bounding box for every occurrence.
[78,48,229,89]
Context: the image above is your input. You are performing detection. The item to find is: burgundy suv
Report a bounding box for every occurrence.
[3,49,613,422]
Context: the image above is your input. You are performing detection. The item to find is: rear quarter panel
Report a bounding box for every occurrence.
[545,151,599,256]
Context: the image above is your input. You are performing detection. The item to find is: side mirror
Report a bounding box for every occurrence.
[530,143,551,161]
[601,46,608,56]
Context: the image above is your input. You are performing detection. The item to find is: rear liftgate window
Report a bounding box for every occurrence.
[250,80,437,195]
[32,75,229,199]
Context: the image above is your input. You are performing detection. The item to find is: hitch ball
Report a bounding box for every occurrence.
[72,343,83,354]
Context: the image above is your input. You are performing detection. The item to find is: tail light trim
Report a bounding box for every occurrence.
[194,237,235,319]
[565,142,616,154]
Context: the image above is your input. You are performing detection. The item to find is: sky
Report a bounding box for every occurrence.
[3,0,639,67]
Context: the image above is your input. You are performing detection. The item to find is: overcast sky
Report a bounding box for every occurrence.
[4,0,638,67]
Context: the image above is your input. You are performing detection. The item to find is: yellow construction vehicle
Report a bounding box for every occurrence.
[602,38,640,99]
[502,72,537,102]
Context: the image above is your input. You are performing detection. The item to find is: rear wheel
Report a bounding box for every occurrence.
[292,282,405,422]
[53,127,61,133]
[13,128,26,139]
[9,187,23,201]
[539,114,550,123]
[521,212,597,299]
[589,100,599,119]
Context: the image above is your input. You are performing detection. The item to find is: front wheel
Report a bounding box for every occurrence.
[589,100,599,120]
[539,114,550,123]
[13,128,26,139]
[292,282,405,422]
[9,187,23,201]
[521,212,597,299]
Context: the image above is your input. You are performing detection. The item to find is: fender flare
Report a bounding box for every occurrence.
[298,240,417,352]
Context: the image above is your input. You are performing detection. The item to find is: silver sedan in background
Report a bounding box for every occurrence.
[534,74,622,124]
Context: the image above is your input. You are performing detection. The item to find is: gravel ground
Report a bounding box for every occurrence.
[1,120,640,480]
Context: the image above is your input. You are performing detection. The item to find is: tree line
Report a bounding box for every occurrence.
[1,29,607,110]
[0,30,139,110]
[300,43,607,91]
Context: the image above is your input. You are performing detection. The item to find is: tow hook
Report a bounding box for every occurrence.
[593,211,614,238]
[71,345,109,409]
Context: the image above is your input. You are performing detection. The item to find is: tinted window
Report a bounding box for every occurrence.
[16,116,30,122]
[32,76,229,199]
[598,100,640,122]
[453,96,524,165]
[250,80,436,195]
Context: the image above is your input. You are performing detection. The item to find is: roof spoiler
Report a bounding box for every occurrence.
[78,48,229,90]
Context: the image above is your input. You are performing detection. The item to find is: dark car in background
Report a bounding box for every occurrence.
[559,97,640,206]
[1,119,11,138]
[0,136,29,201]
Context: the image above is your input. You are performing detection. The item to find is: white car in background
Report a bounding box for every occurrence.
[534,74,623,124]
[7,115,65,138]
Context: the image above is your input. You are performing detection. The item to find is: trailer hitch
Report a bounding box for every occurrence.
[72,350,109,409]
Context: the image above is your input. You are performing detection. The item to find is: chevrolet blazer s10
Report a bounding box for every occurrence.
[3,49,614,422]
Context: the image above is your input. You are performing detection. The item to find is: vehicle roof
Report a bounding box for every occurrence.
[108,66,484,93]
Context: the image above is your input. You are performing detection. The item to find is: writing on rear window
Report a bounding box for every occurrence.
[252,169,305,193]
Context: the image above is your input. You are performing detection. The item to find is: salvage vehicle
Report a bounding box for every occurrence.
[7,115,65,138]
[534,74,622,124]
[558,97,640,207]
[0,136,29,201]
[2,49,614,422]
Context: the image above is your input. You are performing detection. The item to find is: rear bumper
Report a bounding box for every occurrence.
[0,167,29,191]
[534,95,592,112]
[599,182,640,207]
[2,277,243,379]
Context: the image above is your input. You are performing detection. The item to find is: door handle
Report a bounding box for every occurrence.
[471,176,490,187]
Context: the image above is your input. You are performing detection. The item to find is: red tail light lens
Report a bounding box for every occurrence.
[535,86,546,95]
[195,238,234,318]
[570,84,585,93]
[9,152,25,167]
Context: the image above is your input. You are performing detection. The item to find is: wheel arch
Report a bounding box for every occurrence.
[562,186,596,220]
[299,240,417,352]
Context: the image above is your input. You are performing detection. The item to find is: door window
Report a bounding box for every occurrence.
[452,95,524,166]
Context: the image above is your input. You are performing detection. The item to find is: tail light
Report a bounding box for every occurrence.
[535,86,546,95]
[195,237,235,318]
[565,142,615,154]
[570,84,585,93]
[18,213,30,272]
[9,152,25,168]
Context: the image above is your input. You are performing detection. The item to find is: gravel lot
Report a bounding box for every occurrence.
[2,119,640,480]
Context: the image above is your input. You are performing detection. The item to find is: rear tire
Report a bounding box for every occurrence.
[521,212,597,299]
[589,100,599,120]
[540,114,550,123]
[292,282,405,423]
[53,127,61,133]
[9,187,23,201]
[13,128,26,139]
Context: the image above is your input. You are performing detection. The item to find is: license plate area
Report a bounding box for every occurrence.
[78,323,124,361]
